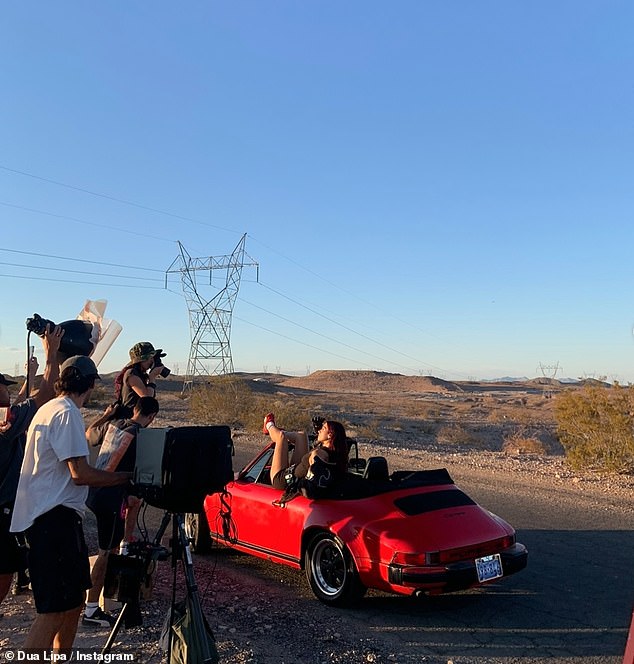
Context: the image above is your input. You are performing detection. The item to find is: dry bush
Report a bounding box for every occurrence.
[189,375,257,428]
[354,418,382,440]
[555,385,634,473]
[400,400,442,421]
[502,428,548,455]
[416,421,437,435]
[436,423,479,446]
[190,376,319,432]
[486,401,542,427]
[244,398,311,433]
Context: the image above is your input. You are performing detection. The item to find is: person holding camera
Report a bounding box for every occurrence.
[0,324,64,609]
[10,355,132,652]
[112,342,168,420]
[82,396,159,628]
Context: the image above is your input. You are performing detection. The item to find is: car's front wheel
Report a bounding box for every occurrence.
[184,512,211,554]
[305,533,366,606]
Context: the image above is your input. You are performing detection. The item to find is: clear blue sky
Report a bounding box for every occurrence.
[1,2,633,382]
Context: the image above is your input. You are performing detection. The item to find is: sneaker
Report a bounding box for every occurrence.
[263,413,275,435]
[12,580,31,596]
[82,607,116,628]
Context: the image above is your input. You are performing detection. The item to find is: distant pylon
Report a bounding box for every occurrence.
[166,234,258,392]
[537,361,561,398]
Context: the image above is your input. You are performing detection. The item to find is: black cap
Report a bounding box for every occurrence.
[60,355,100,379]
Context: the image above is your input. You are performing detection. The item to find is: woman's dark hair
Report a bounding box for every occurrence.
[55,367,97,396]
[326,421,349,473]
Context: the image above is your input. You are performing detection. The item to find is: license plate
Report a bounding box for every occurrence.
[475,553,503,582]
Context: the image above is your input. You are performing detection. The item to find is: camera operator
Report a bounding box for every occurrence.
[0,324,64,609]
[83,396,159,628]
[10,356,132,652]
[112,342,168,420]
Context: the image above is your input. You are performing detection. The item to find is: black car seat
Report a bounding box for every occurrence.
[363,456,389,482]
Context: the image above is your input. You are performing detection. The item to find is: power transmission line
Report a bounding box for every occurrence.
[257,281,458,376]
[0,272,164,289]
[234,315,388,371]
[0,247,164,272]
[0,165,240,235]
[0,200,174,243]
[0,261,163,282]
[243,296,425,374]
[1,163,472,378]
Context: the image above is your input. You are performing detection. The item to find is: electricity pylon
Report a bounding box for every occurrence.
[537,361,561,398]
[166,234,258,392]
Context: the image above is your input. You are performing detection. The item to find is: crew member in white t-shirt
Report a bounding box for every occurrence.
[11,355,132,653]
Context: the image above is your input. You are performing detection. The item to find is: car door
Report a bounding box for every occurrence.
[227,448,307,565]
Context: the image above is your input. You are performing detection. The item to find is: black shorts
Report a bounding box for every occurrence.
[87,489,126,550]
[26,506,92,614]
[92,505,125,551]
[271,464,298,490]
[0,506,20,574]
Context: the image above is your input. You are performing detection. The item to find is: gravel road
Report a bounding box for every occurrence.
[1,433,633,664]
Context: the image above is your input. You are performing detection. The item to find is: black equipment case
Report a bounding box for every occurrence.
[134,426,234,513]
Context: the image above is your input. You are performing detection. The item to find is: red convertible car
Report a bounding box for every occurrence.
[190,442,528,606]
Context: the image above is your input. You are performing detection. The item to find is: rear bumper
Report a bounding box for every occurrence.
[387,543,528,592]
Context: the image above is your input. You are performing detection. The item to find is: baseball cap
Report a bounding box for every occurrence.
[60,355,100,379]
[0,373,17,386]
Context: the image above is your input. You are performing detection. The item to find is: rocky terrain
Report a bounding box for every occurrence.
[1,370,632,663]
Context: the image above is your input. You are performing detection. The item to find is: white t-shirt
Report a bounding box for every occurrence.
[10,396,89,532]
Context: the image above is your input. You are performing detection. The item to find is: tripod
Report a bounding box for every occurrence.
[102,511,215,664]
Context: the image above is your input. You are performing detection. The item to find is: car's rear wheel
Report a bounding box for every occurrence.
[184,512,211,554]
[305,533,366,606]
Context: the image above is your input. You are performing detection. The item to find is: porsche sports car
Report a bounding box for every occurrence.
[189,442,528,606]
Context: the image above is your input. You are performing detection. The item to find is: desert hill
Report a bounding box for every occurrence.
[280,370,463,393]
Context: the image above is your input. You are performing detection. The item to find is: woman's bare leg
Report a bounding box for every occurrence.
[289,432,309,464]
[269,423,290,482]
[268,422,310,479]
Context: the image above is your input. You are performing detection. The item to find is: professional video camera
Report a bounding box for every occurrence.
[133,425,234,514]
[103,425,233,637]
[26,312,97,360]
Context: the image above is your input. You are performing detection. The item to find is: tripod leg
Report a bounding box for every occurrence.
[175,513,216,664]
[101,603,127,655]
[153,510,173,547]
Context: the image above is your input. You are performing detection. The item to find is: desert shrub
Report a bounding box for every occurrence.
[555,385,634,473]
[436,423,479,446]
[189,375,257,427]
[242,398,309,433]
[502,428,548,455]
[189,376,315,432]
[355,418,382,440]
[417,421,437,435]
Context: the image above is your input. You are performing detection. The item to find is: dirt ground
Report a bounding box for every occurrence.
[1,370,632,662]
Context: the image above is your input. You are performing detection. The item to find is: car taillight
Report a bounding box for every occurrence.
[391,535,516,569]
[391,552,437,566]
